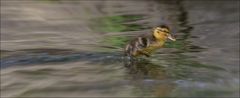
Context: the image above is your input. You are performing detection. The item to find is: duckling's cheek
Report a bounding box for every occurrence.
[164,36,168,39]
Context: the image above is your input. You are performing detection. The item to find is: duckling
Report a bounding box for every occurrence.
[124,25,176,57]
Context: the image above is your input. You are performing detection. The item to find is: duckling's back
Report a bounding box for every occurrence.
[124,34,156,57]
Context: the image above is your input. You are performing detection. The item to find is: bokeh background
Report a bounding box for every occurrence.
[1,0,239,97]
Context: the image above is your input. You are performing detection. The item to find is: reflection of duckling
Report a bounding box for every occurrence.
[127,58,167,79]
[124,25,176,57]
[126,58,175,97]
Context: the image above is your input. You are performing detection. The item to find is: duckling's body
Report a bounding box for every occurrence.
[124,25,176,57]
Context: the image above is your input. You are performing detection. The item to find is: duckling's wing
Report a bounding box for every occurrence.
[124,35,152,57]
[137,37,150,49]
[133,37,153,57]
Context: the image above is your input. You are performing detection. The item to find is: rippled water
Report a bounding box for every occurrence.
[1,0,239,97]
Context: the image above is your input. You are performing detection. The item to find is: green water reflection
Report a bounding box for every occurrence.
[90,14,147,33]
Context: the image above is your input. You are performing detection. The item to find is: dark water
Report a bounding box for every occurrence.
[1,0,239,97]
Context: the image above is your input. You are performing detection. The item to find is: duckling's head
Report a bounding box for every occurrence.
[153,25,176,41]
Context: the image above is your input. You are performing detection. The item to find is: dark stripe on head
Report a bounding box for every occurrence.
[158,24,169,30]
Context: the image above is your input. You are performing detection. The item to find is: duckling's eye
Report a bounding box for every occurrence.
[158,30,167,33]
[162,29,169,33]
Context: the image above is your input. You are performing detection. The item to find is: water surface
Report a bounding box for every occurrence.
[1,0,239,97]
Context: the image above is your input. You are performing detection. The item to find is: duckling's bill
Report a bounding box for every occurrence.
[167,34,176,41]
